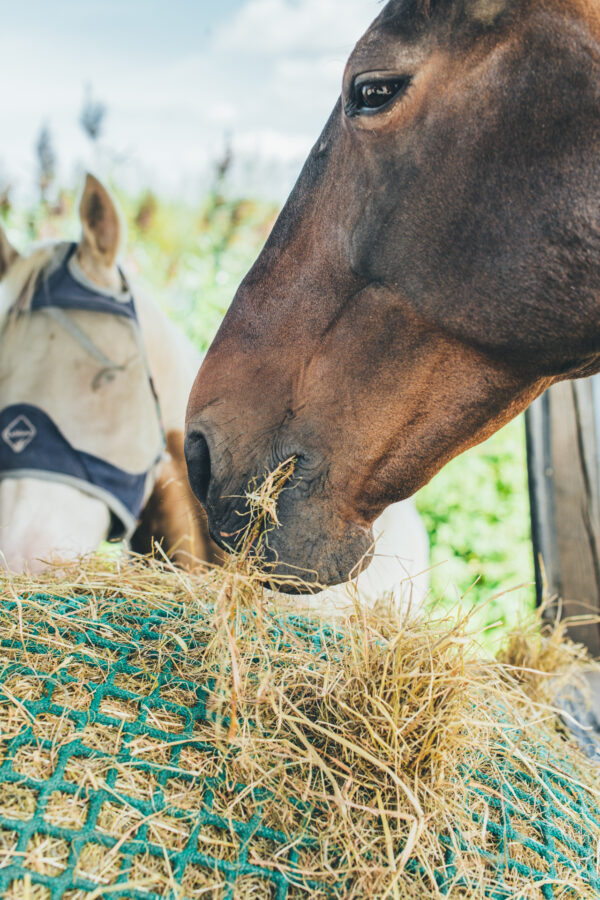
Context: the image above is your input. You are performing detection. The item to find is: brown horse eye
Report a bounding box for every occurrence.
[353,77,411,114]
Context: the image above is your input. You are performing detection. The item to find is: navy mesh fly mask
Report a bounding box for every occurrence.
[0,243,166,540]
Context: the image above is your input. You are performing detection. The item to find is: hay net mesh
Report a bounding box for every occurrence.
[0,586,599,900]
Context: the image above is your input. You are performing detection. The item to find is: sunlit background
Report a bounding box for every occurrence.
[1,0,535,644]
[4,0,381,201]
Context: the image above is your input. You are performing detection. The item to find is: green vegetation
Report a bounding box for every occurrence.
[3,175,278,355]
[417,417,535,647]
[121,184,278,353]
[1,166,535,643]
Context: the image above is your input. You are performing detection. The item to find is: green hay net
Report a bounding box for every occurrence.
[0,591,599,899]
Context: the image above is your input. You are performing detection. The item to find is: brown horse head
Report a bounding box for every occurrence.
[186,0,600,588]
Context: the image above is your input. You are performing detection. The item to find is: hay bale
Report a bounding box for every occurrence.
[0,557,599,899]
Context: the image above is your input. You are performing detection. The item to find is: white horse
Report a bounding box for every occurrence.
[0,174,217,573]
[296,499,430,615]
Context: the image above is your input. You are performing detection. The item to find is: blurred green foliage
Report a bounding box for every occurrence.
[2,174,278,355]
[120,186,278,353]
[2,173,535,642]
[417,417,535,648]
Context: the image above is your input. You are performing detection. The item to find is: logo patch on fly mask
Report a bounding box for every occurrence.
[1,414,37,454]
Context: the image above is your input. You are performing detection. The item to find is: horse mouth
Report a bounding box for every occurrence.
[203,497,375,593]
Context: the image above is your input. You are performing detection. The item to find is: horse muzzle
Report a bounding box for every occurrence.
[184,424,374,591]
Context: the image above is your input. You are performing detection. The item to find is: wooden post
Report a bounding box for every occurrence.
[525,376,600,655]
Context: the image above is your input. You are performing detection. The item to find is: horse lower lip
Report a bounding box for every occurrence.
[266,579,319,595]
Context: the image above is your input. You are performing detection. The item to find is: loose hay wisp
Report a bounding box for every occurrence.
[0,555,599,899]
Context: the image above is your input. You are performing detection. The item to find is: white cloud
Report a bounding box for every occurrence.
[1,0,382,201]
[215,0,376,57]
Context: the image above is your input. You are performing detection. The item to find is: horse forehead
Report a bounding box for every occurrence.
[377,0,508,26]
[351,0,485,63]
[350,0,598,82]
[382,0,599,32]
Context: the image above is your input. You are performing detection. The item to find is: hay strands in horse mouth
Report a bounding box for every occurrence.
[1,546,600,897]
[216,455,298,565]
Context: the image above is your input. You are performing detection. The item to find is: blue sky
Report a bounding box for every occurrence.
[3,0,381,202]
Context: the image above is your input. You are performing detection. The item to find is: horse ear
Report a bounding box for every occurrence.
[79,173,121,268]
[0,225,19,280]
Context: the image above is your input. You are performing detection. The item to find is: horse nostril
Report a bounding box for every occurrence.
[184,429,212,506]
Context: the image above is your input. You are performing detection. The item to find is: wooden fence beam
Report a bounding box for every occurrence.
[525,377,600,656]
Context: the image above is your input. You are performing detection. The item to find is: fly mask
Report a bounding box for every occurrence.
[0,243,165,540]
